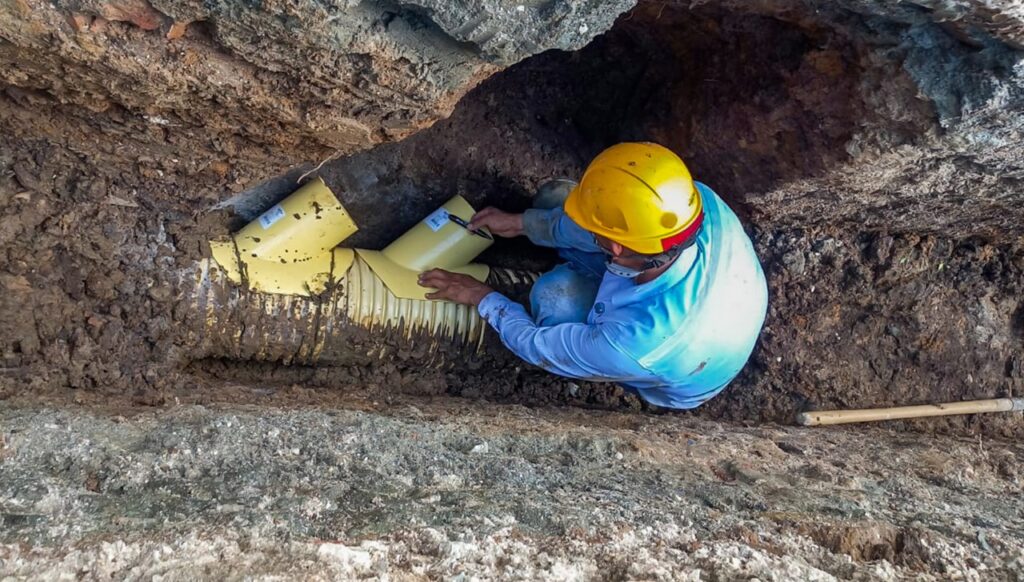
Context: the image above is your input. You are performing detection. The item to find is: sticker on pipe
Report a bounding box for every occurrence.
[258,205,287,229]
[423,208,450,232]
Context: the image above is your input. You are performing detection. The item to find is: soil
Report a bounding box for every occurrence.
[1,395,1023,579]
[2,1,1023,434]
[181,2,1024,438]
[2,0,1024,577]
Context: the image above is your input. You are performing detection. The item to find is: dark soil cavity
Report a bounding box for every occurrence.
[208,0,919,252]
[313,1,926,250]
[2,0,1023,438]
[190,1,1022,436]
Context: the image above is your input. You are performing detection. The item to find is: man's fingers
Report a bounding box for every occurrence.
[418,268,448,281]
[418,276,444,289]
[424,291,444,300]
[418,269,458,289]
[471,207,496,220]
[469,207,497,230]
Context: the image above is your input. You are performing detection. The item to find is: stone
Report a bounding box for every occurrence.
[0,0,634,158]
[148,284,173,302]
[99,0,164,31]
[66,12,92,32]
[166,20,188,40]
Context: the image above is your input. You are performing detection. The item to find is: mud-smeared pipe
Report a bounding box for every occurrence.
[182,256,536,367]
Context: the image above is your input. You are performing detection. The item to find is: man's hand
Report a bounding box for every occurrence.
[418,269,494,306]
[468,207,524,238]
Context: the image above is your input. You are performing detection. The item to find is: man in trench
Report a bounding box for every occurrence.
[419,142,768,409]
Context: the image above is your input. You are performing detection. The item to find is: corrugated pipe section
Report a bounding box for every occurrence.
[185,256,537,367]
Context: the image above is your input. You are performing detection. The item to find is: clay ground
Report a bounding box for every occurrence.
[2,0,1024,578]
[4,3,1022,436]
[2,37,1023,582]
[2,392,1024,579]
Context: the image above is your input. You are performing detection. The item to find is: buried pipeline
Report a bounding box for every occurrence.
[181,255,535,369]
[177,178,537,370]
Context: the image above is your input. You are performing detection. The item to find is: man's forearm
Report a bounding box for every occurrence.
[522,208,602,253]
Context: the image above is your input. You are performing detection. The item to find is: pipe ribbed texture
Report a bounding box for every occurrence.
[186,257,537,367]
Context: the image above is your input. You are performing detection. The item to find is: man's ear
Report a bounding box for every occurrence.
[609,241,626,258]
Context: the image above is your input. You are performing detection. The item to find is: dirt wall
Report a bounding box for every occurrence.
[3,2,1024,576]
[1,0,632,161]
[1,0,1023,438]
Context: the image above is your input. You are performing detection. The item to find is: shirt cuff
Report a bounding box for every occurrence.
[477,291,512,323]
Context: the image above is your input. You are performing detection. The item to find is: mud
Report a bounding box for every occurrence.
[1,398,1023,579]
[4,0,1024,577]
[1,0,632,157]
[719,229,1024,436]
[3,0,1024,439]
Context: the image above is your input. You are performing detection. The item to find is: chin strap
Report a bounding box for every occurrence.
[606,244,686,279]
[639,243,685,271]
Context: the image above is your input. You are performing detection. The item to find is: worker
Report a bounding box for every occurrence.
[418,142,768,409]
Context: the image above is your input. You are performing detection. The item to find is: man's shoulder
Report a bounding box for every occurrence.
[695,182,735,218]
[695,182,753,248]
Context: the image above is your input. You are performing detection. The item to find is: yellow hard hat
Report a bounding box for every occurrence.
[564,142,703,255]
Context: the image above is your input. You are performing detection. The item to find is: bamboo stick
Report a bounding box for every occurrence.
[797,398,1024,426]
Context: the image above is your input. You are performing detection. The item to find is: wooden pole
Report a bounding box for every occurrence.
[797,398,1024,427]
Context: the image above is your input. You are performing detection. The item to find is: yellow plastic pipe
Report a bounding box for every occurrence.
[209,177,358,295]
[797,398,1024,426]
[201,182,524,357]
[384,195,492,271]
[357,195,493,299]
[192,255,536,362]
[234,176,358,261]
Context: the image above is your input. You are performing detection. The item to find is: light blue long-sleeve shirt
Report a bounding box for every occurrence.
[477,183,768,409]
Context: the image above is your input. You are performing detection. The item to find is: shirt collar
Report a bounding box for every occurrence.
[630,242,700,297]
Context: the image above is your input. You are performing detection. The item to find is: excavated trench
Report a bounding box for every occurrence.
[5,1,1024,577]
[2,1,1023,436]
[183,3,1024,437]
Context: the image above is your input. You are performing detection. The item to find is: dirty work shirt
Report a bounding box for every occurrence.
[476,183,768,409]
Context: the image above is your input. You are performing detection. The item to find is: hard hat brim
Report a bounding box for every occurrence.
[564,182,702,255]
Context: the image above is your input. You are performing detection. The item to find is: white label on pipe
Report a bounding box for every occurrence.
[258,205,287,229]
[424,208,450,232]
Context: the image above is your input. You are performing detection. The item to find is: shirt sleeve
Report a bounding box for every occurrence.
[477,292,644,381]
[522,207,603,253]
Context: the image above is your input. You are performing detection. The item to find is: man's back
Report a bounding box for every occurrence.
[596,183,768,408]
[478,182,767,410]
